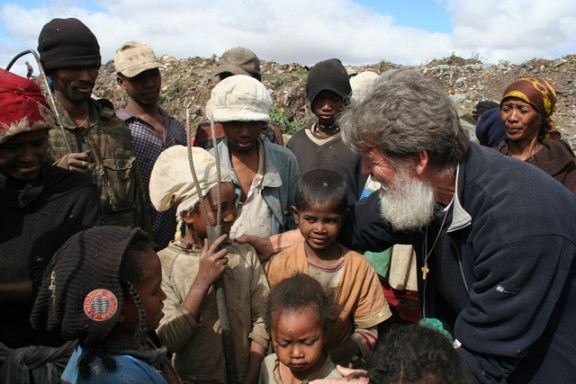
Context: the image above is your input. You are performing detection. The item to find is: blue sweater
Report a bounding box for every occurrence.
[343,143,576,383]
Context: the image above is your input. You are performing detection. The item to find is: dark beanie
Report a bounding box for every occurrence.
[475,108,506,147]
[31,226,148,346]
[38,18,101,72]
[306,58,351,105]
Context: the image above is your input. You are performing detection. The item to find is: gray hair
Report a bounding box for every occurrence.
[339,69,469,171]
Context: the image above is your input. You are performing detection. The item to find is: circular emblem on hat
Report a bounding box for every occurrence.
[83,289,118,321]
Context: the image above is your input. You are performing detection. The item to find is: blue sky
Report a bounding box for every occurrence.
[356,0,451,33]
[2,0,576,77]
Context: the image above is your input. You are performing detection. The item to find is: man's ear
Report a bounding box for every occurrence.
[412,150,429,175]
[291,206,299,225]
[116,75,127,90]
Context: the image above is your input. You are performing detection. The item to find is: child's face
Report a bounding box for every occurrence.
[123,248,166,333]
[271,307,326,376]
[222,121,266,153]
[187,182,237,238]
[293,202,344,251]
[312,90,344,126]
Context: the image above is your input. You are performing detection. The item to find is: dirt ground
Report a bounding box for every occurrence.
[92,54,576,147]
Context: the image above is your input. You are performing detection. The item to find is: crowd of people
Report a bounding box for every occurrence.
[1,16,575,384]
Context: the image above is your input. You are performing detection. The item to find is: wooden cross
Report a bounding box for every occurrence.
[421,264,430,280]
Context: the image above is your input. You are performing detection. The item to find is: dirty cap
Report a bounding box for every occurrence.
[114,41,163,78]
[149,145,232,216]
[0,69,53,144]
[210,75,271,123]
[215,47,261,80]
[350,71,379,102]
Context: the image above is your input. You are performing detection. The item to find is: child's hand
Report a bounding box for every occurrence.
[197,234,229,286]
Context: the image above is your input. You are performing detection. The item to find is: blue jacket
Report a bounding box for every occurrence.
[62,344,168,383]
[214,139,299,235]
[343,143,576,383]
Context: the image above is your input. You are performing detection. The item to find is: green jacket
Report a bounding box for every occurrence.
[46,98,152,237]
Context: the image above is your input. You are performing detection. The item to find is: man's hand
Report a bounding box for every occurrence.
[67,150,91,172]
[235,234,275,263]
[236,230,303,263]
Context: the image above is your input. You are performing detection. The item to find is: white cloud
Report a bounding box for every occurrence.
[1,0,575,77]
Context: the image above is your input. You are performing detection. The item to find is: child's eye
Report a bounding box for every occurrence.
[304,339,319,346]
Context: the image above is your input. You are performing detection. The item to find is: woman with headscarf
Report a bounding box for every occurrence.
[496,77,576,193]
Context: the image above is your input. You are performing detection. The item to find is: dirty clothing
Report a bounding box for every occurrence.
[157,240,269,383]
[265,242,391,359]
[286,125,366,206]
[45,98,151,234]
[117,106,187,248]
[213,138,299,236]
[0,163,101,349]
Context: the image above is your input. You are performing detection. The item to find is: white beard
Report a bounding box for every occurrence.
[378,167,437,231]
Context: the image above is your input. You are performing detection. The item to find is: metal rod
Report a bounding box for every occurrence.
[6,49,72,153]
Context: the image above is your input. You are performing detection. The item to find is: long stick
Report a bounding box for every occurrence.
[186,113,237,384]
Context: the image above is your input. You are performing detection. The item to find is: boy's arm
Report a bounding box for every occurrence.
[243,340,267,384]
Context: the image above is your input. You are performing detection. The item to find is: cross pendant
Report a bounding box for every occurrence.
[421,264,430,280]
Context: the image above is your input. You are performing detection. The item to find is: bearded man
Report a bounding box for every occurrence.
[240,69,576,384]
[337,69,576,384]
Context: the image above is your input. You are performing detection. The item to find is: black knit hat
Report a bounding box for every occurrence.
[31,226,148,346]
[306,58,351,105]
[37,18,101,72]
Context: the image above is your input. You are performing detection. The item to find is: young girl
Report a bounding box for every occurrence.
[30,226,181,383]
[149,145,270,384]
[260,273,341,384]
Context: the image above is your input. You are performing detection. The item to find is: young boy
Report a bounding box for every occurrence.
[193,47,283,149]
[264,169,391,367]
[149,145,269,384]
[210,75,299,242]
[286,59,366,206]
[114,41,187,249]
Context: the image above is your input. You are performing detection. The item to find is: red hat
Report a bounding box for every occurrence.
[0,69,53,144]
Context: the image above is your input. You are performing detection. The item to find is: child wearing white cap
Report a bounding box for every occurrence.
[209,75,299,252]
[149,145,269,384]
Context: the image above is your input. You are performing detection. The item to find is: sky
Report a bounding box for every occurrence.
[1,0,576,77]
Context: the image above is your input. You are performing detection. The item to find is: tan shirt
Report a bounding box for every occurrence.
[157,240,270,383]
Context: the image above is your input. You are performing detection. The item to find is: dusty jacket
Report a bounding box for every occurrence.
[157,241,269,383]
[45,98,151,234]
[214,138,299,234]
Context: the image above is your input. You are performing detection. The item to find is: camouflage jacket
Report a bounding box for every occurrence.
[45,98,152,236]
